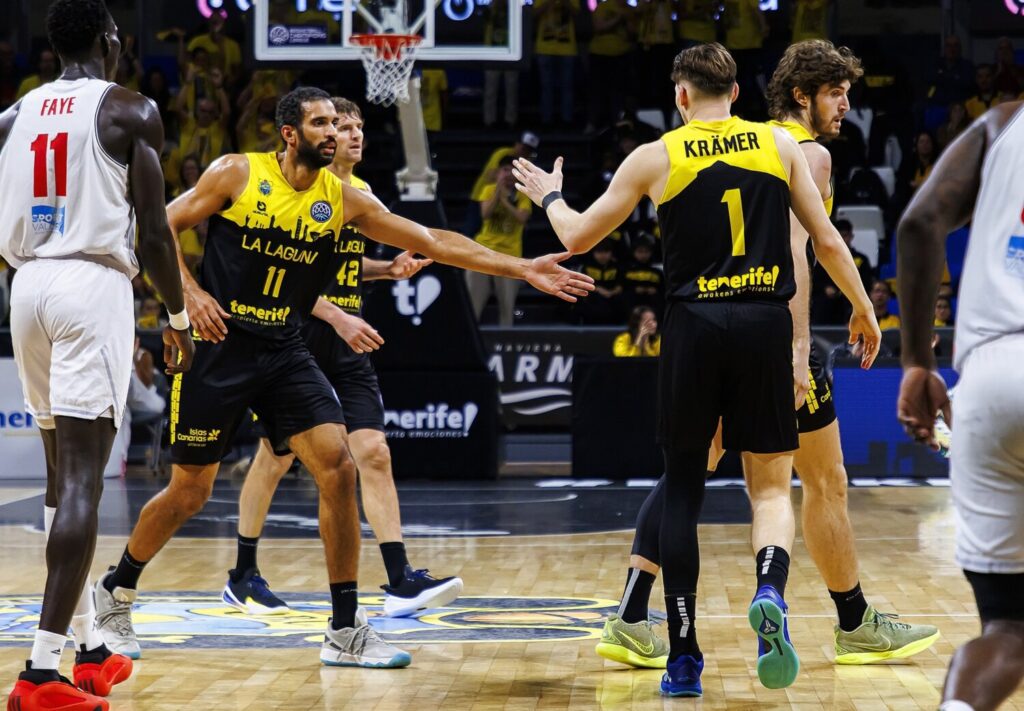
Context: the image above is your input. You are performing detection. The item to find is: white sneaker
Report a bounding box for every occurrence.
[382,567,464,618]
[320,608,411,668]
[93,571,141,660]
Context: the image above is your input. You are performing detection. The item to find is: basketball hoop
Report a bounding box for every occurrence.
[350,34,422,107]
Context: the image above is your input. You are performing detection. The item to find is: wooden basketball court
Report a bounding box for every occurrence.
[0,481,1021,710]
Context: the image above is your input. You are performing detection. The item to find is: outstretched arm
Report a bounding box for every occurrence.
[345,187,594,302]
[512,141,667,254]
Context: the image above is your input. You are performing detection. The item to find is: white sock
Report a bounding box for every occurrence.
[71,584,104,652]
[43,505,55,538]
[29,630,66,671]
[939,702,975,711]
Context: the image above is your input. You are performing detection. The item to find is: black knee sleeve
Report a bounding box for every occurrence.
[631,475,664,565]
[965,570,1024,623]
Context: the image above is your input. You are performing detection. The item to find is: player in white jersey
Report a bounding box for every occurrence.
[0,1,194,708]
[897,100,1024,711]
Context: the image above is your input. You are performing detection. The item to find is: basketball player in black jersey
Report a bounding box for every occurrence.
[514,43,879,696]
[208,97,461,618]
[92,86,593,668]
[0,1,194,708]
[593,39,938,674]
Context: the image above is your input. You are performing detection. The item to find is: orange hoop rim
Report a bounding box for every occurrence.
[350,33,422,59]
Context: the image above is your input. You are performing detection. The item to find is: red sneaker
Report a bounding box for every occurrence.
[8,668,108,711]
[72,647,132,697]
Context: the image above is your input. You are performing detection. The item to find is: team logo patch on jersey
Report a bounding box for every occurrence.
[30,205,65,236]
[1005,235,1024,278]
[258,179,272,196]
[310,201,333,223]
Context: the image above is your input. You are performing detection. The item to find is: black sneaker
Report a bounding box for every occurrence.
[222,568,289,615]
[381,566,463,617]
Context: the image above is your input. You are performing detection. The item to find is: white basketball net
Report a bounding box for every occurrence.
[352,35,421,107]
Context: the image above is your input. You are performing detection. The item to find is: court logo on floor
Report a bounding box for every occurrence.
[0,594,660,649]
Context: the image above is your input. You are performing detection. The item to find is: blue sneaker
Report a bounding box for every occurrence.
[748,585,799,689]
[222,568,289,615]
[660,654,703,697]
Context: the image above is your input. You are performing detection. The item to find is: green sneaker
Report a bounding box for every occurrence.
[834,606,940,665]
[595,614,669,668]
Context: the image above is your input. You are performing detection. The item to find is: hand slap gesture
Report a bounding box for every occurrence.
[524,252,595,303]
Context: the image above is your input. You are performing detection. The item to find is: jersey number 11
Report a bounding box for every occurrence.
[31,132,68,198]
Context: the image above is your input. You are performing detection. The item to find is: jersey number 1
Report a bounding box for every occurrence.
[31,132,68,198]
[721,188,746,256]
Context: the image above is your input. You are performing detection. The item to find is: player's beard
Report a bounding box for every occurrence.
[810,97,841,140]
[295,128,335,169]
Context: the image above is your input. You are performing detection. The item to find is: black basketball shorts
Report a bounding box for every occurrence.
[796,339,837,434]
[170,330,345,465]
[657,300,799,454]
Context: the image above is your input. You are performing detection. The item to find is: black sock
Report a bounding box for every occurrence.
[233,535,259,579]
[330,582,358,629]
[829,583,869,632]
[379,542,410,588]
[664,593,702,662]
[618,569,656,623]
[755,546,791,597]
[104,547,147,593]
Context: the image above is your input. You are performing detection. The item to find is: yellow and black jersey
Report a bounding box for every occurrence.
[657,116,793,303]
[320,174,370,315]
[199,152,347,340]
[769,120,833,216]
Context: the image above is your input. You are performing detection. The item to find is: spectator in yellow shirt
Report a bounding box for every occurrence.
[466,156,532,326]
[419,69,448,132]
[934,296,953,327]
[677,0,717,47]
[534,0,580,124]
[236,92,279,153]
[965,64,1001,119]
[186,11,242,88]
[470,132,540,201]
[613,306,661,357]
[587,0,634,133]
[791,0,830,42]
[871,280,901,331]
[15,49,58,100]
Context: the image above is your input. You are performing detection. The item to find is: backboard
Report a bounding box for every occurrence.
[253,0,522,62]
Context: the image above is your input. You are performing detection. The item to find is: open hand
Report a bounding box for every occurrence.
[848,310,882,369]
[332,312,384,354]
[185,284,230,342]
[524,252,595,303]
[512,157,564,208]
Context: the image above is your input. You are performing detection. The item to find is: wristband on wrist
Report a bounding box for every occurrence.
[541,191,563,210]
[168,309,191,331]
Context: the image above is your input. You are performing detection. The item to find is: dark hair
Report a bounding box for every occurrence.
[834,219,853,232]
[330,96,362,118]
[46,0,109,59]
[276,86,332,131]
[671,42,736,97]
[497,155,515,168]
[627,306,655,341]
[766,40,864,121]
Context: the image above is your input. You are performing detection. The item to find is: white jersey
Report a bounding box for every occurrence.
[954,104,1024,371]
[0,77,138,278]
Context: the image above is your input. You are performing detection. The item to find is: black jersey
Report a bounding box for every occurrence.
[199,153,347,340]
[319,174,371,315]
[656,116,794,303]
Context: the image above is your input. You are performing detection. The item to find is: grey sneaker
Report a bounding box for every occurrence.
[834,605,940,664]
[320,608,411,668]
[93,571,141,660]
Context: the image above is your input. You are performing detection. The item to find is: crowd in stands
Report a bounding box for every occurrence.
[0,0,1006,347]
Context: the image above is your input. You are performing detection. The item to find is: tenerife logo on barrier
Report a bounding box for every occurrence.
[383,402,478,439]
[0,411,34,430]
[0,594,642,648]
[392,275,441,326]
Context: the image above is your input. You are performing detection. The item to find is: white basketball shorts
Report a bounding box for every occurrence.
[951,333,1024,573]
[9,259,134,430]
